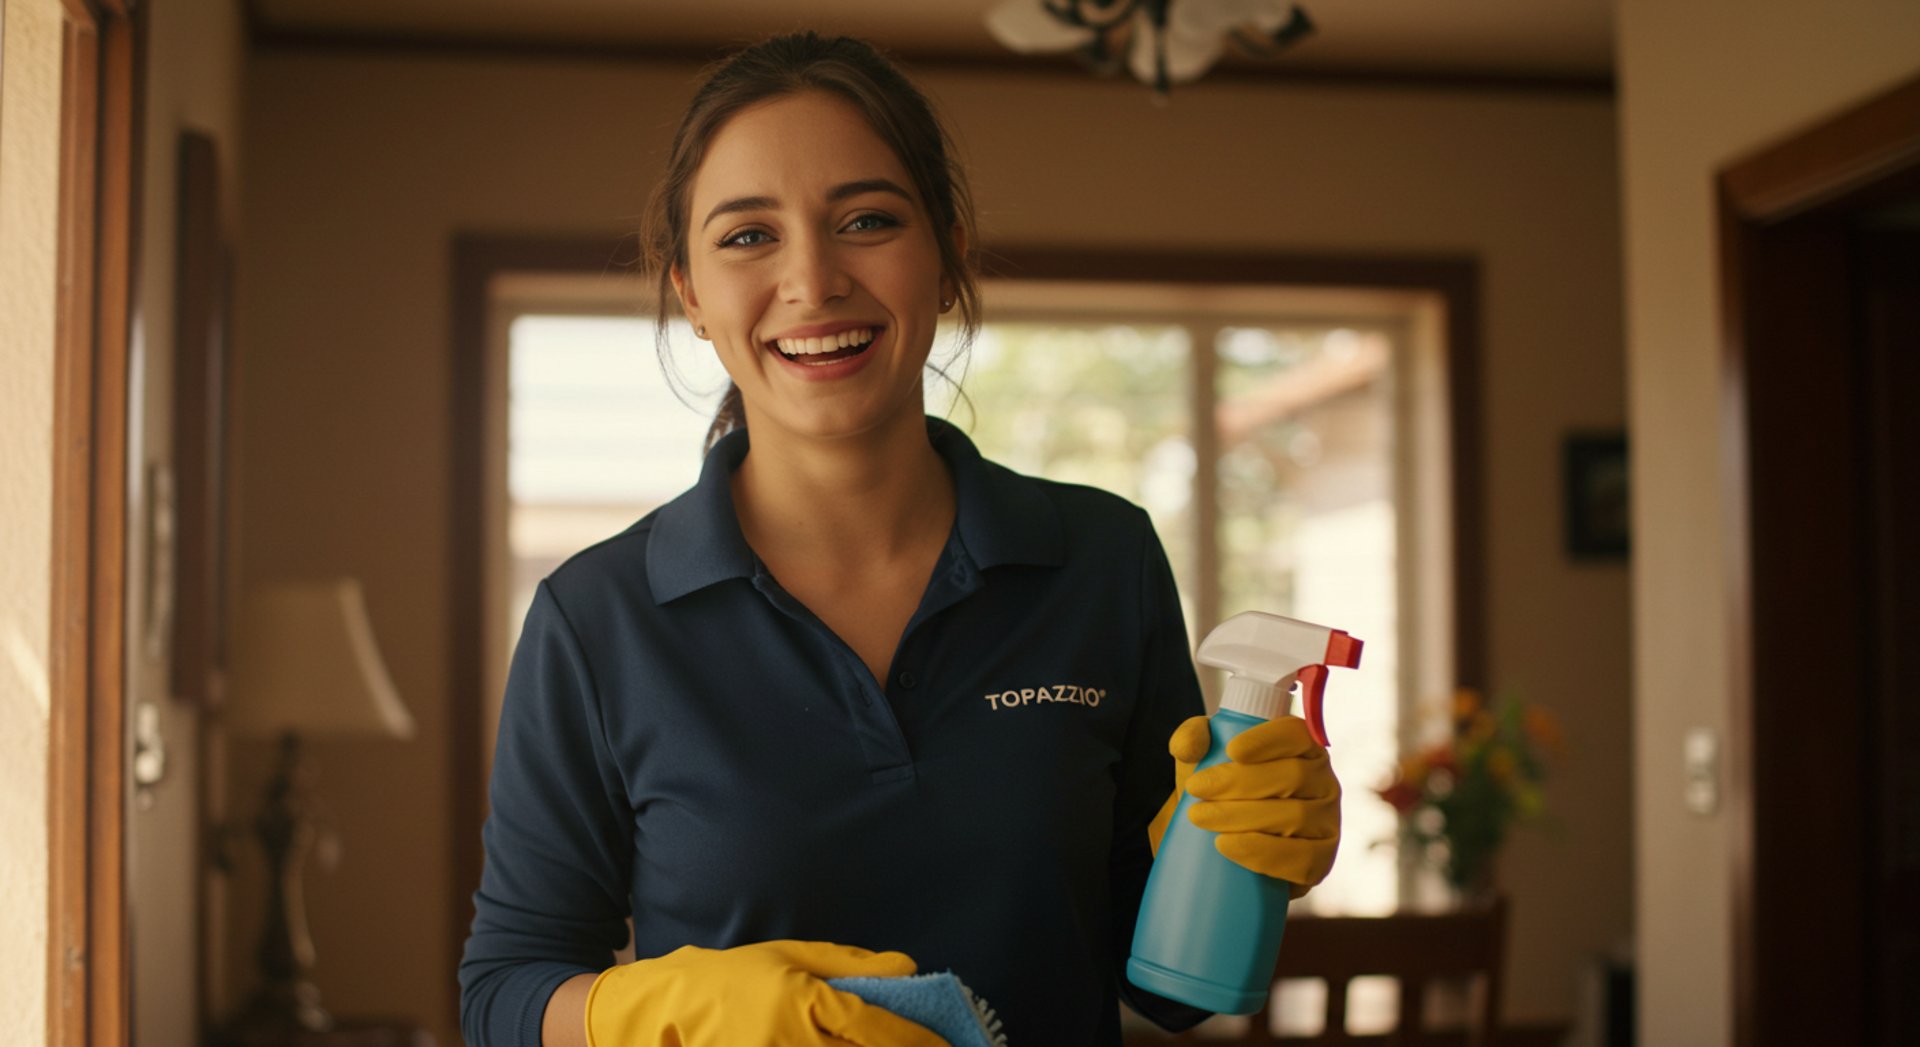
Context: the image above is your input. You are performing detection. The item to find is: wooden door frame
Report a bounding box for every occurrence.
[1718,71,1920,1047]
[445,237,1487,985]
[47,1,143,1046]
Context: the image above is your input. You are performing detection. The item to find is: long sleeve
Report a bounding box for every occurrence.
[458,581,634,1047]
[1107,524,1214,1031]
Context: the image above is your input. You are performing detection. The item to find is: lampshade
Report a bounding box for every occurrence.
[984,0,1095,53]
[225,578,415,740]
[985,0,1315,96]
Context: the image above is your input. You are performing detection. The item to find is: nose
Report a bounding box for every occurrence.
[778,230,852,308]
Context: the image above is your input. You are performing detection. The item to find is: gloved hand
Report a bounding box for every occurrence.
[584,939,952,1047]
[1148,715,1341,899]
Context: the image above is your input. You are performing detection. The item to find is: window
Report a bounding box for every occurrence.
[484,272,1458,916]
[959,279,1454,916]
[480,273,721,761]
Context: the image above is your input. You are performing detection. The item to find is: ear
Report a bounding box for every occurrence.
[669,264,702,332]
[941,222,970,312]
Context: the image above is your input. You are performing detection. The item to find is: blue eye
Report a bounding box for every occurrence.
[844,212,901,233]
[717,228,773,249]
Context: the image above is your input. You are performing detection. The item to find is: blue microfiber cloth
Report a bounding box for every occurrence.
[829,971,1009,1047]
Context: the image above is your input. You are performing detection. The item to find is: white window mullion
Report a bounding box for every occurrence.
[1189,319,1224,705]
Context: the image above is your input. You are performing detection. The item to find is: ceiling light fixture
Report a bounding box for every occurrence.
[987,0,1315,99]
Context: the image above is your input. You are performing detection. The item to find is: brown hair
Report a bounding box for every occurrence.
[640,32,981,451]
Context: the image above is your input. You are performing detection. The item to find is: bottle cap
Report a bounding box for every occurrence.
[1219,674,1287,720]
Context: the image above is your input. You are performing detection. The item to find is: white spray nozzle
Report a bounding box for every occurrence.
[1197,611,1363,743]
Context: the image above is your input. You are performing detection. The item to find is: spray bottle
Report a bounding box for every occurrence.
[1126,611,1364,1014]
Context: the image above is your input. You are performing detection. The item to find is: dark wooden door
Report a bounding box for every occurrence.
[1853,219,1920,1046]
[1720,73,1920,1047]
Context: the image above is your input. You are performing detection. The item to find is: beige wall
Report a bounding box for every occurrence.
[127,0,247,1043]
[0,0,247,1041]
[234,50,1628,1039]
[1613,2,1920,1045]
[0,0,64,1042]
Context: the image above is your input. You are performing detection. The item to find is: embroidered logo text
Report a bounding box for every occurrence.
[982,685,1106,711]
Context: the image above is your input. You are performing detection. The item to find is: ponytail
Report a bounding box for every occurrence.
[705,381,746,453]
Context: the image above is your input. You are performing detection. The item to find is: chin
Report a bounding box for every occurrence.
[755,397,927,447]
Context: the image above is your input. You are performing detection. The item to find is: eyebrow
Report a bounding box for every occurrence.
[700,178,916,230]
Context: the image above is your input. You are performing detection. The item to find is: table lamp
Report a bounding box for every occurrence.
[220,578,415,1037]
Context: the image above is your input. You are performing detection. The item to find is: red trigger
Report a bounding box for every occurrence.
[1299,663,1331,747]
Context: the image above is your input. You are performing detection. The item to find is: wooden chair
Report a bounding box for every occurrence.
[1126,895,1508,1046]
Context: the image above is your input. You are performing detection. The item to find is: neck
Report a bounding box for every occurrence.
[730,411,955,569]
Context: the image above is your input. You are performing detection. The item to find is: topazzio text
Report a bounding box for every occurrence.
[982,685,1107,711]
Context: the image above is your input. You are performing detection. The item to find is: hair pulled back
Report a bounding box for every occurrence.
[641,32,981,450]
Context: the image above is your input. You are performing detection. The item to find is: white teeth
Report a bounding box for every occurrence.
[773,327,876,356]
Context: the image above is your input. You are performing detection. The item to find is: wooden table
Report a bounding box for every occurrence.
[208,1017,434,1047]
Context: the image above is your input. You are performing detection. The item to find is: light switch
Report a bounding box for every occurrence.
[132,700,168,812]
[1684,727,1719,815]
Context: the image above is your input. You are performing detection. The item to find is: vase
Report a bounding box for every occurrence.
[1446,847,1501,909]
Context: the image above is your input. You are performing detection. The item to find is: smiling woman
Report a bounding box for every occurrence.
[458,32,1345,1047]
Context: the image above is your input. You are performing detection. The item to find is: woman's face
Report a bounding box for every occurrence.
[673,90,954,447]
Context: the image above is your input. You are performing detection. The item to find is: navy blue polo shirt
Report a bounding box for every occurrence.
[459,418,1210,1046]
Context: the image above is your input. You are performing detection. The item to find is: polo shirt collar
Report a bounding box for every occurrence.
[931,416,1066,572]
[646,416,1064,605]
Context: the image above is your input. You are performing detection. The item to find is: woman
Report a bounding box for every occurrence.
[459,32,1341,1047]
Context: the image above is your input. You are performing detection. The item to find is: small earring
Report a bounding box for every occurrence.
[697,325,707,338]
[940,299,953,311]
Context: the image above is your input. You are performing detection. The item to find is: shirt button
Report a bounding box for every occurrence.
[897,671,918,690]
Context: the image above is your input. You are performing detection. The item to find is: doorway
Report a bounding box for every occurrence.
[1719,72,1920,1047]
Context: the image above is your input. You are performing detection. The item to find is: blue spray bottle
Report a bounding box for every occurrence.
[1127,611,1364,1014]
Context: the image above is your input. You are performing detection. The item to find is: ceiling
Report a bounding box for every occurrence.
[249,0,1617,84]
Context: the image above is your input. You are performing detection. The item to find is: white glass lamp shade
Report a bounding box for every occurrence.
[1128,6,1227,86]
[985,0,1095,53]
[1172,0,1299,36]
[225,578,415,740]
[987,0,1312,93]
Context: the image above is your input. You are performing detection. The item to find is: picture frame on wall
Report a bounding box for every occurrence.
[170,129,232,709]
[1564,431,1630,561]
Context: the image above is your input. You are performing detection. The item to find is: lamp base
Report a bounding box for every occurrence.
[209,1014,433,1047]
[226,732,334,1039]
[226,977,333,1036]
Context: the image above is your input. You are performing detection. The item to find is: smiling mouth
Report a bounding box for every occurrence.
[769,326,880,366]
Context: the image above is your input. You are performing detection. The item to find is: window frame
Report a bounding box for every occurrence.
[447,237,1486,954]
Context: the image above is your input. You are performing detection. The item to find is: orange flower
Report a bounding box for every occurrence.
[1451,688,1483,726]
[1525,706,1566,754]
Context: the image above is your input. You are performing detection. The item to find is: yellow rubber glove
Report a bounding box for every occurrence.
[1148,715,1341,900]
[584,939,951,1047]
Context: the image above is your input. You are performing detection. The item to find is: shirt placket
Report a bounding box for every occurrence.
[884,537,982,723]
[747,538,985,784]
[749,568,917,783]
